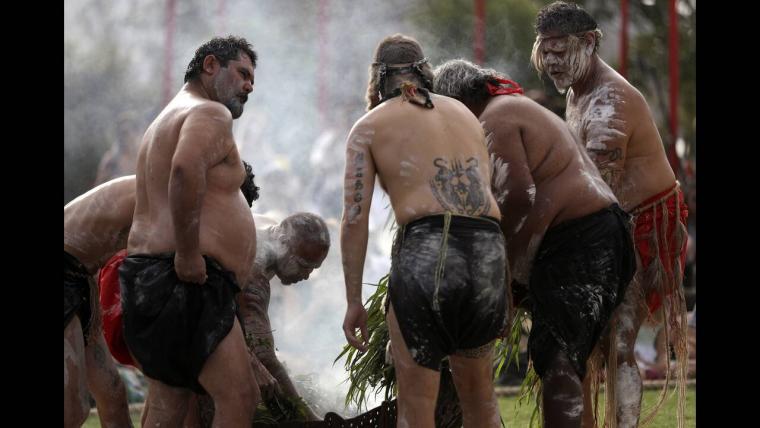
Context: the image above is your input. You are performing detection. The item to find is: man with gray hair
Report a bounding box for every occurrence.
[434,58,636,428]
[189,212,330,425]
[532,3,689,427]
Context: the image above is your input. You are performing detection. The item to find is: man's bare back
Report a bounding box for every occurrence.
[345,92,500,227]
[128,91,256,285]
[480,94,616,281]
[64,175,136,274]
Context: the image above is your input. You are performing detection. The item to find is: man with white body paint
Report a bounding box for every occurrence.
[434,59,636,428]
[189,213,330,424]
[122,36,260,427]
[64,176,136,428]
[341,34,506,428]
[532,3,690,427]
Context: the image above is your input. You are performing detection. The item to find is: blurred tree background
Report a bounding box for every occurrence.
[411,0,695,163]
[65,0,695,204]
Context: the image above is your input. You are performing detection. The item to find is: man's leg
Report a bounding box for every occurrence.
[387,304,440,428]
[85,330,133,427]
[198,318,260,428]
[142,379,191,428]
[449,347,501,428]
[598,278,649,428]
[542,351,584,428]
[181,394,203,428]
[65,316,90,428]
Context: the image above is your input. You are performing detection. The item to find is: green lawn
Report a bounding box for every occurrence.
[498,386,696,427]
[82,411,142,428]
[84,386,696,427]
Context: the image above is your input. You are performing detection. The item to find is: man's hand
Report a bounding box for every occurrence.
[250,353,282,400]
[174,252,207,284]
[343,302,369,352]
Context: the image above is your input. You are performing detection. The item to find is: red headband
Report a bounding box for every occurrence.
[486,78,524,96]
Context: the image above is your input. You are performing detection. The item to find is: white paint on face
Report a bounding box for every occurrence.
[540,36,593,94]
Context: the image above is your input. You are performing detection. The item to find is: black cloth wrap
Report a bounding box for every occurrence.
[64,250,93,345]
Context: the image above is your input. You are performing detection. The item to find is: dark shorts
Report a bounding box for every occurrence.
[119,253,241,394]
[64,250,92,345]
[528,204,636,379]
[389,214,507,371]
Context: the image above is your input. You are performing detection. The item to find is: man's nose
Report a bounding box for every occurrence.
[243,81,253,93]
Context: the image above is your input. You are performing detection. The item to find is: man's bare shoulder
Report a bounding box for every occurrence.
[65,175,136,210]
[184,99,233,124]
[599,71,649,112]
[347,109,378,137]
[483,95,552,130]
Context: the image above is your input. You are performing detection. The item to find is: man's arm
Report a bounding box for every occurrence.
[238,273,283,400]
[340,121,377,352]
[169,104,234,283]
[482,111,536,302]
[239,275,321,420]
[482,114,535,243]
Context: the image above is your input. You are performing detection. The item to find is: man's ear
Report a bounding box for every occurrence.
[582,32,596,55]
[202,54,220,75]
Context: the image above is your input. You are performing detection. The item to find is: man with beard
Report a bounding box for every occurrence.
[434,59,635,428]
[185,212,330,425]
[531,3,689,427]
[121,36,261,427]
[341,34,507,428]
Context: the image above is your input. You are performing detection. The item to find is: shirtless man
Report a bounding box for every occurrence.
[64,176,136,428]
[531,3,689,427]
[121,36,260,427]
[341,34,506,428]
[101,212,327,427]
[188,213,330,424]
[434,59,635,428]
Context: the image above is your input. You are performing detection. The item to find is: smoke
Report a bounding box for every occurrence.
[65,0,421,417]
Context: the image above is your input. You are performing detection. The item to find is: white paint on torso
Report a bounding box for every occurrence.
[490,153,510,204]
[512,233,544,284]
[526,184,536,204]
[568,85,627,153]
[580,168,616,200]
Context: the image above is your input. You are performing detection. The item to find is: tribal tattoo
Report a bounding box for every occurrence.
[430,157,491,215]
[347,152,366,223]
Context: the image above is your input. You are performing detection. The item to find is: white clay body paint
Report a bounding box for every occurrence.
[490,153,510,204]
[617,362,642,427]
[512,233,544,284]
[526,184,536,204]
[583,86,626,149]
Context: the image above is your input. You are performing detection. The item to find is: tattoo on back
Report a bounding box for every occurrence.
[588,147,622,162]
[430,157,491,215]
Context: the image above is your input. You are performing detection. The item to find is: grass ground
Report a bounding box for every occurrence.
[84,385,696,427]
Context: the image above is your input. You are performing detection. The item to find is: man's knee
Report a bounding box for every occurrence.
[214,375,260,410]
[64,403,89,428]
